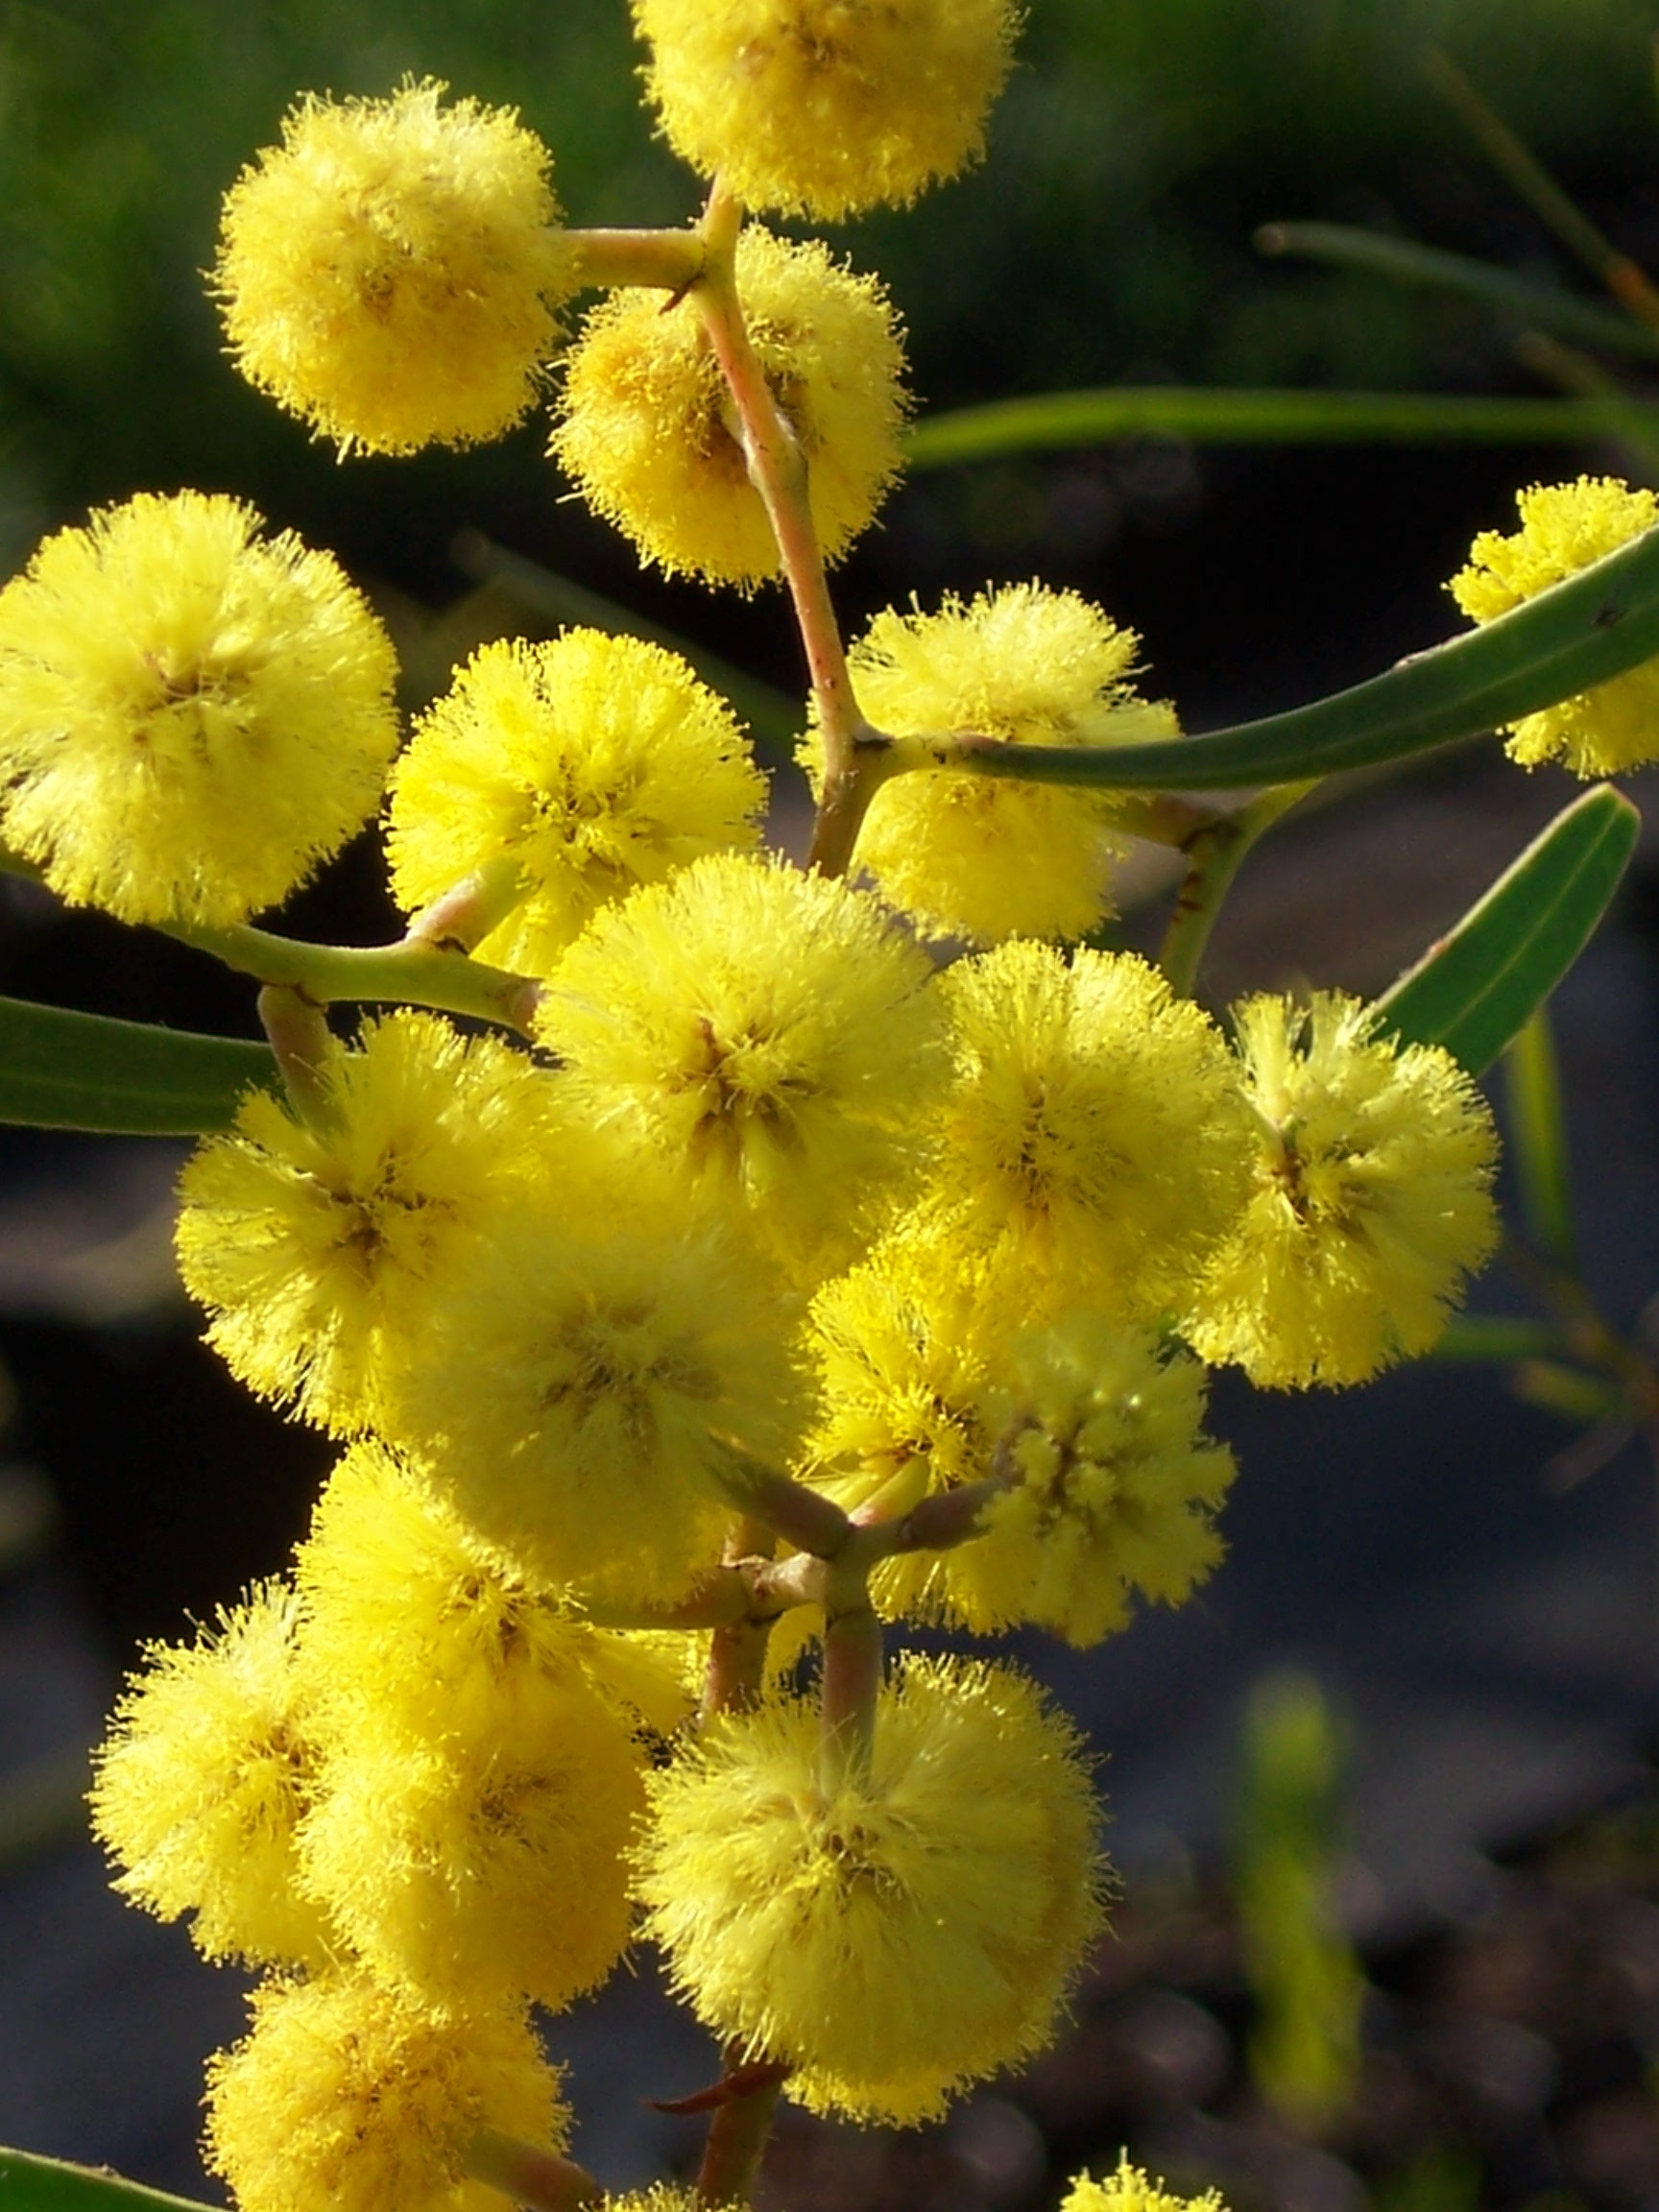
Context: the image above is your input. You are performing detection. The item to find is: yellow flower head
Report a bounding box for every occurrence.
[175,1011,565,1434]
[1185,992,1501,1388]
[1063,2158,1229,2212]
[298,1671,644,2013]
[633,0,1018,220]
[539,852,943,1280]
[297,1439,691,1754]
[927,941,1255,1319]
[216,80,574,454]
[602,2194,702,2212]
[635,1652,1107,2125]
[386,630,765,974]
[204,1975,565,2212]
[968,1311,1235,1647]
[552,226,907,589]
[1449,477,1659,775]
[88,1583,328,1967]
[382,1212,800,1606]
[0,491,397,926]
[807,584,1179,944]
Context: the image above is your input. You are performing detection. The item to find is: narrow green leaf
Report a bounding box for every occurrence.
[920,519,1659,790]
[1374,785,1639,1074]
[1255,223,1659,361]
[904,384,1659,468]
[1504,1004,1578,1266]
[0,2147,217,2212]
[1431,1314,1565,1362]
[1512,1359,1631,1428]
[0,997,274,1133]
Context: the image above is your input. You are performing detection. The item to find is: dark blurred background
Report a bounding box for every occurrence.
[5,3,1659,2207]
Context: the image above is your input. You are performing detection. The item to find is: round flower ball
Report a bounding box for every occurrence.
[552,226,906,589]
[204,1975,565,2212]
[216,80,575,454]
[1449,476,1659,775]
[635,1652,1107,2124]
[1185,992,1501,1388]
[385,630,766,974]
[634,0,1019,220]
[0,491,397,926]
[806,584,1180,944]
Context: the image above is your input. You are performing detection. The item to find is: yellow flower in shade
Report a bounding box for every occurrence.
[635,1652,1107,2125]
[386,631,765,975]
[552,226,906,589]
[297,1439,692,1754]
[633,0,1018,221]
[1185,993,1501,1389]
[298,1670,645,2012]
[215,80,574,454]
[176,1012,570,1435]
[538,853,943,1282]
[926,941,1255,1320]
[602,2194,701,2212]
[382,1211,800,1607]
[204,1974,566,2212]
[0,491,397,926]
[1062,2158,1228,2212]
[88,1584,329,1967]
[966,1311,1235,1647]
[1449,477,1659,775]
[805,585,1180,945]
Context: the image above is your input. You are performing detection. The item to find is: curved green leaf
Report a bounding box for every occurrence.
[1255,223,1659,361]
[1373,784,1640,1074]
[915,520,1659,790]
[0,2147,216,2212]
[0,997,274,1133]
[904,385,1659,468]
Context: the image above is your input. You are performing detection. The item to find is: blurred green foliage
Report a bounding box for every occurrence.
[2,0,1658,580]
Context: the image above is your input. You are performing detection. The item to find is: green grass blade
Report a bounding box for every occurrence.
[0,2147,218,2212]
[1504,1004,1578,1266]
[0,997,274,1133]
[1373,785,1639,1074]
[926,520,1659,790]
[1256,223,1659,361]
[903,386,1659,468]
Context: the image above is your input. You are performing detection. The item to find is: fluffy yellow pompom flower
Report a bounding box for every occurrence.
[204,1975,565,2212]
[1062,2158,1228,2212]
[803,1247,1233,1645]
[216,80,574,454]
[634,0,1017,221]
[803,1230,1000,1531]
[383,1212,799,1605]
[386,631,765,974]
[965,1312,1235,1647]
[1186,993,1500,1388]
[1449,477,1659,775]
[297,1439,691,1754]
[926,942,1255,1319]
[540,853,943,1279]
[299,1667,645,2012]
[176,1012,565,1434]
[88,1584,329,1967]
[552,226,906,589]
[636,1653,1107,2125]
[0,491,397,926]
[806,585,1179,945]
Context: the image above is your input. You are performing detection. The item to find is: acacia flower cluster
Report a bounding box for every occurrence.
[8,5,1641,2209]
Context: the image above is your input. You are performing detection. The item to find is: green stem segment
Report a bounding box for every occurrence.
[256,985,335,1131]
[693,2060,786,2207]
[464,2131,602,2211]
[157,916,541,1033]
[1159,781,1316,998]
